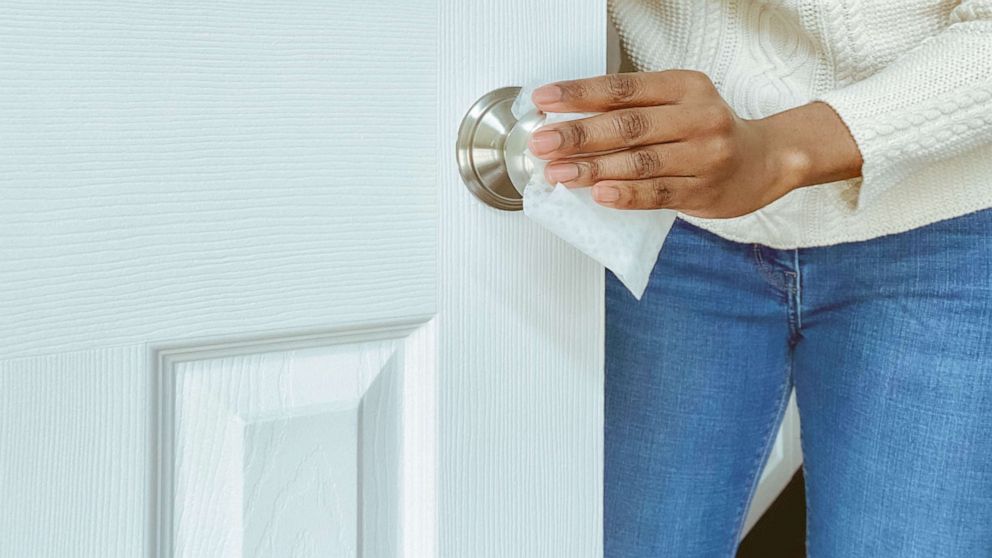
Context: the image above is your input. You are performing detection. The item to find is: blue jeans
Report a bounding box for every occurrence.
[605,211,992,557]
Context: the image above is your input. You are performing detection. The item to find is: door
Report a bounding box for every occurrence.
[0,1,605,557]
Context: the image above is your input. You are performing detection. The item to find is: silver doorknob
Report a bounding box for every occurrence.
[455,87,543,211]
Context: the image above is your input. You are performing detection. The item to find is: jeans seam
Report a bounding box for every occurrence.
[786,271,801,344]
[792,249,803,332]
[727,362,794,556]
[752,244,787,292]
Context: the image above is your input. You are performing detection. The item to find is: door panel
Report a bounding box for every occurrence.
[159,322,433,557]
[0,0,437,358]
[438,1,605,556]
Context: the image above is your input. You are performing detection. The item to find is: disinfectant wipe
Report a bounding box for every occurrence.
[513,84,677,299]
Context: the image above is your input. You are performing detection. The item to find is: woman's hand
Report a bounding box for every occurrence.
[528,71,863,218]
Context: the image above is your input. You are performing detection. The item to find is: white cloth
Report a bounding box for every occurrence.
[513,85,677,298]
[610,0,992,248]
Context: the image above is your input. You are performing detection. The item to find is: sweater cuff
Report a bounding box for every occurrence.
[814,20,992,209]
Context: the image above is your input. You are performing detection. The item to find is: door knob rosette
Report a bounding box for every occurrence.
[456,86,543,211]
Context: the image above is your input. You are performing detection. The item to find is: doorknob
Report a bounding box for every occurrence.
[456,86,543,211]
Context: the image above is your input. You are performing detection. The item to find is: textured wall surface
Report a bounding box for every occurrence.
[438,1,606,556]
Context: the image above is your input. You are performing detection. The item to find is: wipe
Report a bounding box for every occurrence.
[512,84,677,299]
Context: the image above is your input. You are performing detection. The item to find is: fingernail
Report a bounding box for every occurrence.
[529,130,562,155]
[594,185,620,204]
[546,163,580,183]
[532,85,562,105]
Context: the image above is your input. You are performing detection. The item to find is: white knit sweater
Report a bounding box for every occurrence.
[610,0,992,248]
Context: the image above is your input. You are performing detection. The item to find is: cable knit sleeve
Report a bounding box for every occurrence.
[814,0,992,209]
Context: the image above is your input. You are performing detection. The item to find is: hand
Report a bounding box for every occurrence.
[528,71,863,218]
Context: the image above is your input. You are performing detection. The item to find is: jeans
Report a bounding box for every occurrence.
[605,211,992,557]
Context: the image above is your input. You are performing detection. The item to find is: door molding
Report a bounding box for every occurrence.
[152,318,436,557]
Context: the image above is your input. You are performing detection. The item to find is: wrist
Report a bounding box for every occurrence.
[754,102,863,194]
[753,113,816,198]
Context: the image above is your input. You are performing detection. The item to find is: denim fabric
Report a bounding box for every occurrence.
[605,210,992,557]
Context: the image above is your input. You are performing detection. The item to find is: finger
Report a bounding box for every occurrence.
[591,177,701,210]
[531,71,709,112]
[529,106,694,159]
[544,143,701,186]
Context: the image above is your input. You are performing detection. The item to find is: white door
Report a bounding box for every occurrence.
[0,1,605,556]
[744,395,803,534]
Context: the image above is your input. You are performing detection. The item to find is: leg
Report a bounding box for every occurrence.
[795,209,992,557]
[605,219,794,557]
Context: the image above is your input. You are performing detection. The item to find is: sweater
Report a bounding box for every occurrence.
[609,0,992,248]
